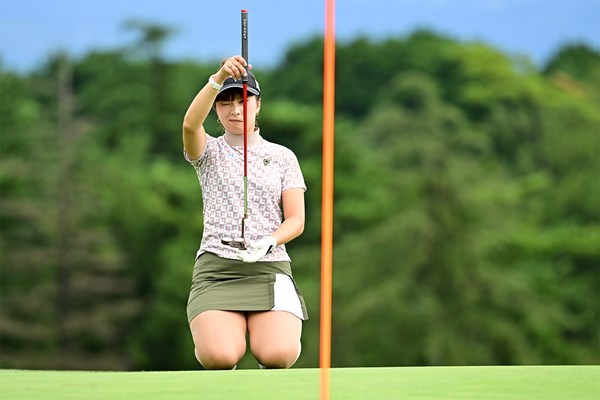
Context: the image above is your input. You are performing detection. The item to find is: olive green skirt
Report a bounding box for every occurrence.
[187,252,308,323]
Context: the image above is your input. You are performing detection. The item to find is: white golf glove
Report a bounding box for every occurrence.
[236,236,277,263]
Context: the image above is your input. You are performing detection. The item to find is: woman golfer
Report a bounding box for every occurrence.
[182,55,308,369]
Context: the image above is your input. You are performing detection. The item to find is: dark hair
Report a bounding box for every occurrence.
[215,88,260,103]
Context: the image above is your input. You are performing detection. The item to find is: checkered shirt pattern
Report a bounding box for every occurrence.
[185,133,306,261]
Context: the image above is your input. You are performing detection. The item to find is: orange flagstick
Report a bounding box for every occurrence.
[320,0,335,399]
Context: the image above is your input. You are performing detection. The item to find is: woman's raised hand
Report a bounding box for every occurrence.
[215,55,252,82]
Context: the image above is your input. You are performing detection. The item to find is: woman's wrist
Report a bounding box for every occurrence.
[208,75,223,91]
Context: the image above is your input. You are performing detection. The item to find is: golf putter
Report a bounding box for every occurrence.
[222,9,250,251]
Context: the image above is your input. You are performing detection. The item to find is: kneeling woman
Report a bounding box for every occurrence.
[182,55,308,369]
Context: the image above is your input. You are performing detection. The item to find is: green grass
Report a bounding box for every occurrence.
[1,366,598,400]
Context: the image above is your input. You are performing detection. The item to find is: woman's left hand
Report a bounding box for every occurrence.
[236,236,277,263]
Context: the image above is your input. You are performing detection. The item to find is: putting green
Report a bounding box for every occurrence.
[1,366,598,399]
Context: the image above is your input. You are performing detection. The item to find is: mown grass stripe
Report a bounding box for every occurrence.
[1,366,598,400]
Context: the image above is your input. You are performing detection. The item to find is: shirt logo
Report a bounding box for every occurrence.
[263,159,271,166]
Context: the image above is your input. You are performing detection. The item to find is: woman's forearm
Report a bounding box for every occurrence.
[182,79,222,159]
[273,188,305,246]
[272,216,305,246]
[182,57,249,159]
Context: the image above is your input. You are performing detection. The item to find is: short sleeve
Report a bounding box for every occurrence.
[282,150,307,192]
[184,134,214,169]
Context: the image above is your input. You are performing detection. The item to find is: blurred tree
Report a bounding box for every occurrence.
[1,26,598,370]
[265,36,325,106]
[1,55,139,370]
[543,43,600,101]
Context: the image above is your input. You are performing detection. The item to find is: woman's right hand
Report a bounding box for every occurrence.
[214,56,252,83]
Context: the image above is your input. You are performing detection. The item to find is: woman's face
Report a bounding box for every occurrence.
[215,93,261,135]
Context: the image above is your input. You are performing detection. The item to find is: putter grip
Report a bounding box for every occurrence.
[241,10,249,83]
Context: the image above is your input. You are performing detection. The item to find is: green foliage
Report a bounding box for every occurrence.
[1,27,598,370]
[544,43,600,98]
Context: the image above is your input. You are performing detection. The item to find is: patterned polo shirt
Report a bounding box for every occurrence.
[186,132,306,261]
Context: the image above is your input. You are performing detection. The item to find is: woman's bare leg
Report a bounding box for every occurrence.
[247,311,302,369]
[190,310,247,369]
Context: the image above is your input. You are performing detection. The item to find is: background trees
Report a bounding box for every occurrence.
[1,27,598,370]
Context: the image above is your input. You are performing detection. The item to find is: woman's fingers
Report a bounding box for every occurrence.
[233,55,247,66]
[218,56,252,80]
[227,56,249,78]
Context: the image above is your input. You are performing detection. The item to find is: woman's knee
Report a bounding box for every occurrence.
[247,311,303,369]
[190,311,247,370]
[252,341,301,369]
[196,344,246,370]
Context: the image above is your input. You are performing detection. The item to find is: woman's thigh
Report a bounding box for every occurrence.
[247,311,302,368]
[190,310,247,367]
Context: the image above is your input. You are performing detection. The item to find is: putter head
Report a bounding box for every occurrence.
[221,237,247,250]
